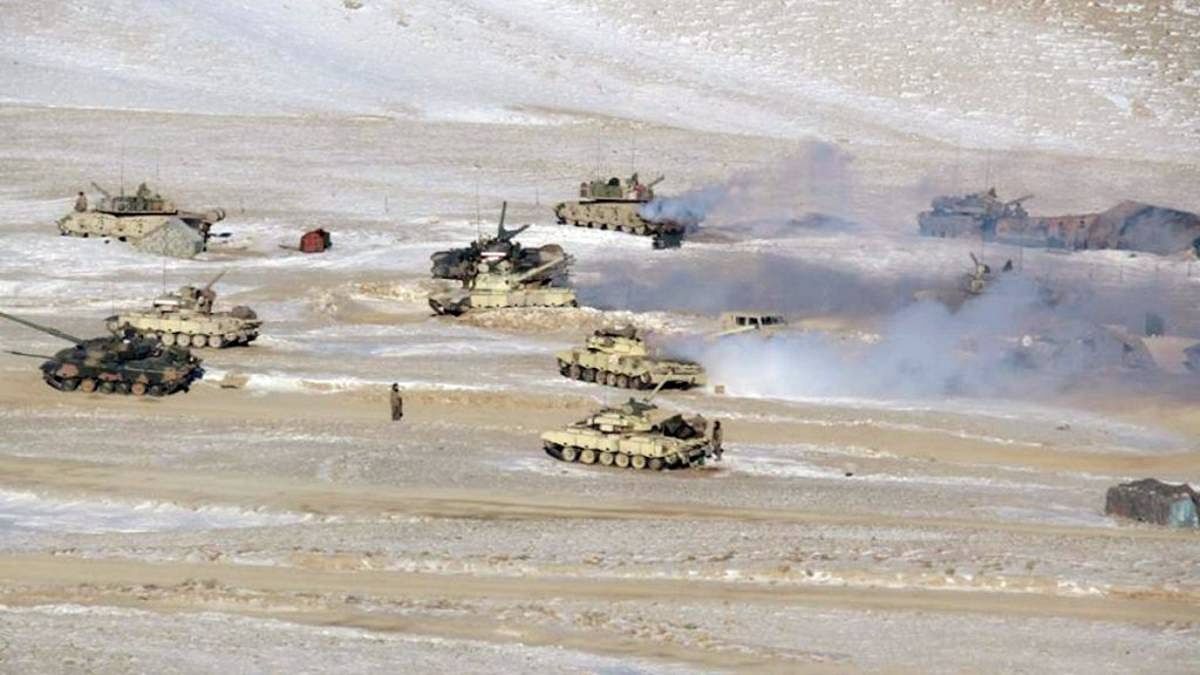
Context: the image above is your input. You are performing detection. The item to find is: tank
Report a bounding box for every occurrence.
[431,202,566,282]
[553,173,690,248]
[918,188,1032,238]
[428,224,578,315]
[104,271,262,348]
[540,386,723,470]
[1,312,203,396]
[58,182,226,249]
[556,325,705,390]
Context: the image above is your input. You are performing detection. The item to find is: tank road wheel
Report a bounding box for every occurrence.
[79,378,97,393]
[631,455,647,470]
[176,333,192,348]
[210,335,225,349]
[99,381,115,394]
[649,458,664,471]
[60,378,79,392]
[615,453,630,468]
[561,446,579,463]
[583,368,597,383]
[131,382,147,396]
[616,374,630,389]
[568,363,582,380]
[639,373,653,390]
[115,382,130,394]
[580,449,597,465]
[599,452,614,466]
[161,332,176,346]
[148,385,164,397]
[604,372,618,387]
[192,334,209,348]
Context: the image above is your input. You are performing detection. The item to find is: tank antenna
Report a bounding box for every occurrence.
[473,162,482,238]
[119,142,126,197]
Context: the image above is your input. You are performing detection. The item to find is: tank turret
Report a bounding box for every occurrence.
[0,312,203,396]
[540,383,722,470]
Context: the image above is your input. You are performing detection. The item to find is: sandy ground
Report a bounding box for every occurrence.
[1,1,1199,670]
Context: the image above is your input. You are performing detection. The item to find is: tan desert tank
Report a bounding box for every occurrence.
[556,325,705,390]
[428,235,578,315]
[1,312,203,396]
[105,271,261,348]
[553,173,690,248]
[540,385,723,471]
[58,182,225,255]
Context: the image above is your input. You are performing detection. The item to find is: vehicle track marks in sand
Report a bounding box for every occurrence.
[0,455,1194,543]
[0,555,1197,633]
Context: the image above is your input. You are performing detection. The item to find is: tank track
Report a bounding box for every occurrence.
[41,371,198,397]
[556,359,700,391]
[430,298,580,316]
[543,441,712,471]
[553,203,684,248]
[155,330,258,349]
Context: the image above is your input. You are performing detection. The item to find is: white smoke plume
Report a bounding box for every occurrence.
[668,275,1166,401]
[640,140,857,232]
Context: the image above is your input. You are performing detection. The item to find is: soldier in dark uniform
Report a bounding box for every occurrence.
[389,383,403,421]
[74,191,88,212]
[711,420,722,450]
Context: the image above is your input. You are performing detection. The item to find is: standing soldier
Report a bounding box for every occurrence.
[711,420,722,451]
[389,383,403,421]
[74,191,88,212]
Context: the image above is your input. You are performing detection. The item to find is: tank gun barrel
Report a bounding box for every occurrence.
[4,350,55,360]
[496,201,531,241]
[516,255,569,282]
[1007,194,1034,205]
[203,269,228,293]
[646,175,665,188]
[0,312,85,345]
[89,181,112,199]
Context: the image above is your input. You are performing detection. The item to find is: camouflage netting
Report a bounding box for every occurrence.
[131,218,205,258]
[1105,478,1199,528]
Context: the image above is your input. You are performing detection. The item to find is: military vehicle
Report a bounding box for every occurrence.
[1185,343,1200,373]
[1,312,203,396]
[553,173,690,248]
[715,312,789,338]
[556,325,705,389]
[540,383,723,470]
[58,182,226,248]
[428,255,578,316]
[104,271,261,348]
[918,188,1032,238]
[431,202,566,282]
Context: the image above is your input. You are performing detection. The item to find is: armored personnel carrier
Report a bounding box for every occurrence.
[58,182,225,249]
[431,202,566,282]
[428,254,578,316]
[1,312,203,396]
[918,188,1031,238]
[553,173,690,248]
[556,326,705,390]
[104,271,261,348]
[540,386,723,470]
